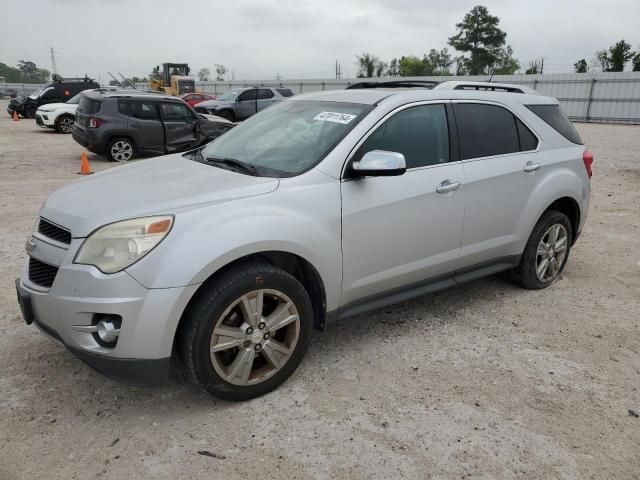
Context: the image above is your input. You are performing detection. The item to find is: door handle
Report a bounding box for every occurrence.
[436,180,461,193]
[523,161,541,172]
[130,122,141,128]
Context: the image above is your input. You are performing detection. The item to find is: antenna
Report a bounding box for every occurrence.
[50,47,58,77]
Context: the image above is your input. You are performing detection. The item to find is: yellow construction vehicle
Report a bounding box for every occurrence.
[149,63,196,96]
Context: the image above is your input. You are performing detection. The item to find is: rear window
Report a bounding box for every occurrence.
[525,104,583,145]
[77,96,102,115]
[276,88,294,97]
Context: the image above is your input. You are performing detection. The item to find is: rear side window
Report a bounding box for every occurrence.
[516,118,538,151]
[276,88,294,97]
[356,104,450,169]
[454,103,519,159]
[526,104,583,144]
[118,100,160,120]
[77,96,102,114]
[257,89,274,99]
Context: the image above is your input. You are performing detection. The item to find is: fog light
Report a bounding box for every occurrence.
[92,314,121,347]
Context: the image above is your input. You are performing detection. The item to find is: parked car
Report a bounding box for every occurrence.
[16,81,592,401]
[71,90,235,162]
[194,86,294,121]
[8,77,100,119]
[180,92,216,108]
[35,92,82,133]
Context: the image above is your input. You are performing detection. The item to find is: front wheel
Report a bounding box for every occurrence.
[510,210,573,289]
[216,109,235,122]
[106,137,135,162]
[25,106,37,119]
[179,263,313,401]
[55,115,75,134]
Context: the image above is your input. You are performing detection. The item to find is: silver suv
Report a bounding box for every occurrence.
[194,86,294,121]
[16,81,592,401]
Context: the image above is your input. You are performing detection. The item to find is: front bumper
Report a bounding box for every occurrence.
[16,235,199,386]
[35,112,54,128]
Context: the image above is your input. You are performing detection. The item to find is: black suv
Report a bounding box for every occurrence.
[72,90,235,162]
[8,77,99,118]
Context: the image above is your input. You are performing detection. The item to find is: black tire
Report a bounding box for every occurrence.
[510,210,573,290]
[25,106,37,119]
[106,137,135,162]
[55,114,75,134]
[216,109,235,122]
[179,263,313,401]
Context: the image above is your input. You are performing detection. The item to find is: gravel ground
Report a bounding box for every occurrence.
[1,99,639,480]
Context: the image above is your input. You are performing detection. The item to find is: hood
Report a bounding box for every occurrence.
[40,154,279,237]
[37,102,73,111]
[9,97,25,107]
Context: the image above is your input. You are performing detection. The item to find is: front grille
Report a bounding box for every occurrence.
[28,258,59,288]
[38,218,71,245]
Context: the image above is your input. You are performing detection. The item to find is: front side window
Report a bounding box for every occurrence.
[161,102,193,122]
[199,100,372,177]
[454,103,520,160]
[355,104,450,169]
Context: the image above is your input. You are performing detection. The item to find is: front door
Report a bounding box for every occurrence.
[160,102,199,153]
[256,88,277,112]
[341,102,466,306]
[235,89,257,120]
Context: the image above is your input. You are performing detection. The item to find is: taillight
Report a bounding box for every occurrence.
[583,149,593,179]
[89,117,102,128]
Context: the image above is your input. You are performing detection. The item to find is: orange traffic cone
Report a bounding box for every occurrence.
[12,111,19,121]
[78,151,93,175]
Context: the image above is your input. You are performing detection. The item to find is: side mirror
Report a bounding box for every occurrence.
[351,150,406,177]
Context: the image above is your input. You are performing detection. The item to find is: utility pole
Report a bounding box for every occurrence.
[50,47,58,77]
[335,60,342,79]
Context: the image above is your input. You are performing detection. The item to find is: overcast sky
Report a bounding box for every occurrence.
[2,0,639,81]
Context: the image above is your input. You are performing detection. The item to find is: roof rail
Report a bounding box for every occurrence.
[434,81,537,94]
[346,80,440,90]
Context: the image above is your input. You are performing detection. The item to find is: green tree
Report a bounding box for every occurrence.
[595,49,611,72]
[0,62,22,82]
[398,56,433,77]
[633,51,640,72]
[491,46,520,74]
[356,53,385,78]
[198,67,210,81]
[448,5,507,75]
[429,48,454,75]
[17,60,50,83]
[606,40,633,71]
[574,58,588,73]
[387,58,399,77]
[215,64,227,81]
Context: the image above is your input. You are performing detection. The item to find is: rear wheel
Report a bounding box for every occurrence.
[179,263,313,401]
[55,115,75,134]
[511,210,572,289]
[106,137,135,162]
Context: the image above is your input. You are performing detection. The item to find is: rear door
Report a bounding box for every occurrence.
[235,89,257,120]
[159,101,199,152]
[453,101,541,269]
[118,99,165,155]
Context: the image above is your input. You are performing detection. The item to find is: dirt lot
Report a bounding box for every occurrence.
[0,98,639,480]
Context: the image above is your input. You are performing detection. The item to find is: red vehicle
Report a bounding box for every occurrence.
[180,93,216,107]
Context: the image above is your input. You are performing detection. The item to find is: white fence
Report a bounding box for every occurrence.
[6,72,640,124]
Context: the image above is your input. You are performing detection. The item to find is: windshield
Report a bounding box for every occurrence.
[217,89,242,102]
[200,100,372,177]
[66,93,82,104]
[28,87,48,99]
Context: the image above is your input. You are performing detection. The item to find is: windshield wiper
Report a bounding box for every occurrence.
[205,156,258,176]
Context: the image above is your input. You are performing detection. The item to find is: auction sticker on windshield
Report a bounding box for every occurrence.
[314,111,357,124]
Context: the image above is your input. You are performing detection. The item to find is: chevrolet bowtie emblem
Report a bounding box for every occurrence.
[25,238,36,255]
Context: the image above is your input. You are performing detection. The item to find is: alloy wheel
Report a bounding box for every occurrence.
[209,289,300,386]
[59,117,74,133]
[111,141,133,162]
[535,223,568,283]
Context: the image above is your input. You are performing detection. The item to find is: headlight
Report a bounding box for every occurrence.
[74,216,173,273]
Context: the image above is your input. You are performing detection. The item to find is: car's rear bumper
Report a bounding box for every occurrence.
[72,127,106,154]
